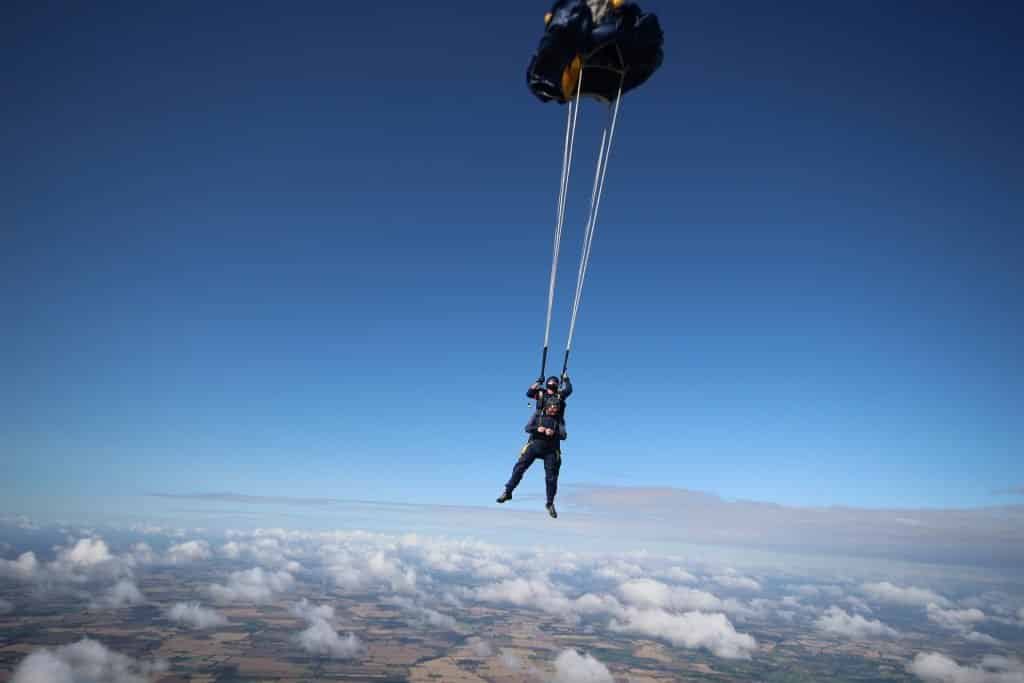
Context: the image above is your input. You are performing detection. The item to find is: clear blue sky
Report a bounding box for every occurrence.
[2,1,1021,514]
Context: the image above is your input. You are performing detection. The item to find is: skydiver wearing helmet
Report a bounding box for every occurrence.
[496,375,573,518]
[529,374,573,422]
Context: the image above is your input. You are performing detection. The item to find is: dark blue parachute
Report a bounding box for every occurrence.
[527,0,664,104]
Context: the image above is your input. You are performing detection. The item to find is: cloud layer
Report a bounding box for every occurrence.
[568,486,1024,568]
[3,516,1022,680]
[908,653,1024,683]
[11,639,165,683]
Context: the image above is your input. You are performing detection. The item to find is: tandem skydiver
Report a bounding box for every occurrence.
[528,374,573,422]
[496,375,572,518]
[501,0,663,520]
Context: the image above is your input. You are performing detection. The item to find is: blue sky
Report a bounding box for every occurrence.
[2,0,1021,516]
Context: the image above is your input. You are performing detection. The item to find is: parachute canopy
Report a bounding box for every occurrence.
[527,0,664,104]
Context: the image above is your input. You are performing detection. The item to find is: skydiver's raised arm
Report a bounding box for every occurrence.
[527,381,543,399]
[559,376,573,400]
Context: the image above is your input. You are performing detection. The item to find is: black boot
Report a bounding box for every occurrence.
[497,489,512,504]
[546,502,558,519]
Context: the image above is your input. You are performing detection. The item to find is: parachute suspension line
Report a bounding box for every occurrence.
[562,77,625,375]
[567,127,608,348]
[544,102,574,351]
[541,70,585,379]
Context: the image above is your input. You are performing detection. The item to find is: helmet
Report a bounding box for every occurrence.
[546,376,560,389]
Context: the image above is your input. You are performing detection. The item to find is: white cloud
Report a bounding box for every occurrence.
[552,649,614,683]
[500,652,543,678]
[472,577,574,616]
[290,598,335,622]
[321,546,416,594]
[0,552,38,580]
[395,534,517,581]
[129,543,157,565]
[965,631,1001,646]
[217,538,296,568]
[862,582,951,608]
[468,558,514,580]
[467,637,493,657]
[100,580,145,608]
[907,653,1024,683]
[220,541,242,559]
[843,596,874,614]
[573,593,624,616]
[11,638,166,683]
[617,578,674,608]
[49,538,133,583]
[815,606,899,640]
[59,538,113,567]
[927,603,986,632]
[609,607,757,659]
[739,598,790,621]
[209,567,295,604]
[779,595,815,612]
[618,578,723,612]
[4,538,138,590]
[287,597,364,660]
[594,560,645,582]
[166,540,212,564]
[662,566,698,583]
[389,596,458,630]
[713,574,762,592]
[720,598,770,622]
[167,603,228,629]
[296,618,363,659]
[961,593,1014,617]
[366,551,417,593]
[325,563,364,591]
[790,584,846,599]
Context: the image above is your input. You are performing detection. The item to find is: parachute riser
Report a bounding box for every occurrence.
[541,69,585,382]
[562,77,624,375]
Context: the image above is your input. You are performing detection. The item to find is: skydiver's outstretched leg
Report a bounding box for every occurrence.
[543,449,562,518]
[497,445,537,503]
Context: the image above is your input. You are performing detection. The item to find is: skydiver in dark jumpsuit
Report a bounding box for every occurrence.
[529,375,572,423]
[497,376,572,518]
